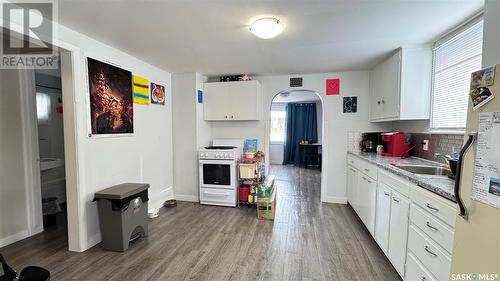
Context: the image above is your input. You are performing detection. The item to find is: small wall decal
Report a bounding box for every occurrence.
[326,78,340,95]
[343,96,357,113]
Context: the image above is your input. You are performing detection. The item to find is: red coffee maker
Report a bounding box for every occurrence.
[381,132,410,158]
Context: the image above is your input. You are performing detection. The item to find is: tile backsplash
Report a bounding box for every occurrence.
[407,133,464,163]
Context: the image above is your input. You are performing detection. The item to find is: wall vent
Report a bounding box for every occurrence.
[289,77,303,87]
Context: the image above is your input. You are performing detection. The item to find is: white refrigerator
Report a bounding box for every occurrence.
[450,64,500,275]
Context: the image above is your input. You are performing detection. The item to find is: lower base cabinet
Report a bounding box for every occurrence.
[374,183,392,254]
[388,193,410,275]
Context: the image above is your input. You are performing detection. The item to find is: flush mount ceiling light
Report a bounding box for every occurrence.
[249,17,284,39]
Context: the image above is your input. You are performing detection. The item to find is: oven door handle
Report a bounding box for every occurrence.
[199,160,236,165]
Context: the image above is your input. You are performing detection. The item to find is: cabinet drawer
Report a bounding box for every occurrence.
[357,160,378,180]
[410,204,454,253]
[406,252,437,281]
[410,186,457,228]
[408,226,451,281]
[379,170,410,197]
[347,155,360,168]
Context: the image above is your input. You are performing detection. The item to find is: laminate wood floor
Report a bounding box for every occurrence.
[0,165,401,281]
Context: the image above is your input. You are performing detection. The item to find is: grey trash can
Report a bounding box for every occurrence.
[93,183,150,252]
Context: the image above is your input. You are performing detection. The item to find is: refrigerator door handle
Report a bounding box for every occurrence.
[455,132,477,221]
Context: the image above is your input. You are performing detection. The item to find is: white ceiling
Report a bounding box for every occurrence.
[58,0,483,77]
[272,90,321,103]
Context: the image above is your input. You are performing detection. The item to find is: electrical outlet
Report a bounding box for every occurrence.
[422,140,429,151]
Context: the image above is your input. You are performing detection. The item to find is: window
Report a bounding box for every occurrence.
[430,18,484,130]
[270,104,286,143]
[36,91,51,123]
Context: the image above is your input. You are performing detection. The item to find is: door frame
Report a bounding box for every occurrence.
[266,90,328,203]
[13,31,86,251]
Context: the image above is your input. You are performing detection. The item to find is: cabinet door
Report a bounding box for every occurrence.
[347,165,358,211]
[379,51,401,119]
[204,83,231,120]
[388,192,410,276]
[374,183,392,254]
[227,80,261,120]
[369,68,383,120]
[357,174,377,235]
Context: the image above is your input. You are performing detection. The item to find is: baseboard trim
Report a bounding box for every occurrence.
[149,186,175,212]
[0,229,30,248]
[175,194,199,202]
[325,196,347,204]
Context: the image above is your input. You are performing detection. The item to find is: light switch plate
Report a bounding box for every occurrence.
[422,140,429,151]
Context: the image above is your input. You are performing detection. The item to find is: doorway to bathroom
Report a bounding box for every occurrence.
[35,66,68,233]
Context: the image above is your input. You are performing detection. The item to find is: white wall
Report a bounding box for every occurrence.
[172,73,210,202]
[55,24,174,251]
[211,71,391,202]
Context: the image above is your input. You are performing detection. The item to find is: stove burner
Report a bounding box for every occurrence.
[204,146,237,150]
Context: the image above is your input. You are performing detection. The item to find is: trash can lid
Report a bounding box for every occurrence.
[94,183,150,200]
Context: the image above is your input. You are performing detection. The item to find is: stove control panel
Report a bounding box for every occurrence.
[199,150,236,160]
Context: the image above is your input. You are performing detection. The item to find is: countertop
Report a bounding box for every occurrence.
[348,151,456,202]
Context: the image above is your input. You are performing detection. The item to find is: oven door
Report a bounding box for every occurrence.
[199,160,236,189]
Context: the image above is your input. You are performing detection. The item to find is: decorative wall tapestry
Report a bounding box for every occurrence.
[150,82,165,105]
[87,57,133,135]
[132,75,150,105]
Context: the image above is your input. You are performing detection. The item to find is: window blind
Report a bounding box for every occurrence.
[430,19,483,130]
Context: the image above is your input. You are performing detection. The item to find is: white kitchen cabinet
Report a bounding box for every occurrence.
[388,191,410,276]
[204,80,262,121]
[370,47,432,122]
[357,173,377,236]
[347,165,358,211]
[374,183,392,254]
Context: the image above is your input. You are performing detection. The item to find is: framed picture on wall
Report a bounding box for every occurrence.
[87,57,134,135]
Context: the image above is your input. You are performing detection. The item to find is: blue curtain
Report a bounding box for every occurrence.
[282,103,318,165]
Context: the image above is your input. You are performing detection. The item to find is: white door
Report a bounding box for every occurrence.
[357,173,377,235]
[374,183,392,254]
[347,165,358,211]
[388,192,410,275]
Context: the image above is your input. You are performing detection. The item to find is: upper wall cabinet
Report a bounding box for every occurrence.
[370,47,432,122]
[204,80,262,121]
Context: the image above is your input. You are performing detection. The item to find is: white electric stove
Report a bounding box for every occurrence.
[198,139,244,207]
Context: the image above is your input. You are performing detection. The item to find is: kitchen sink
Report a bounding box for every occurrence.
[391,164,452,176]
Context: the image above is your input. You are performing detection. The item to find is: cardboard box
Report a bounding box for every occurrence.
[257,185,276,220]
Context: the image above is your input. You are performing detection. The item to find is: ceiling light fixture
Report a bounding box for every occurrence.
[249,17,284,39]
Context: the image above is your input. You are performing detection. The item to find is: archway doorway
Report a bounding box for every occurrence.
[268,90,324,201]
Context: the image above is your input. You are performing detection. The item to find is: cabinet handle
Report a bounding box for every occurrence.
[231,115,234,119]
[392,197,400,203]
[383,191,390,196]
[381,99,385,104]
[421,277,426,281]
[350,168,356,172]
[364,168,369,172]
[377,101,381,105]
[225,115,228,119]
[426,221,439,232]
[424,245,437,257]
[426,203,439,212]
